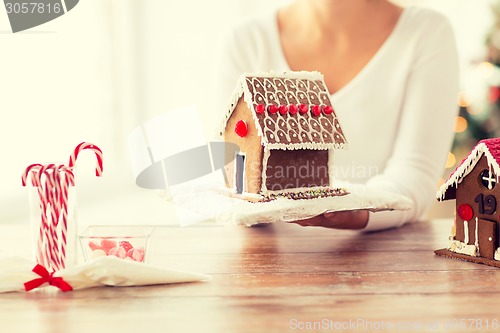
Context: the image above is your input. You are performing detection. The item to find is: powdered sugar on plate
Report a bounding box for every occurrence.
[168,178,412,226]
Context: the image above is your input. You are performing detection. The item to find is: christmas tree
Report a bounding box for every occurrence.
[441,1,500,184]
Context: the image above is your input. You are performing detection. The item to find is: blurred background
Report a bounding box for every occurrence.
[0,0,498,225]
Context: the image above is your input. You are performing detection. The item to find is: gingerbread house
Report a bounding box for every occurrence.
[220,71,347,198]
[436,138,500,267]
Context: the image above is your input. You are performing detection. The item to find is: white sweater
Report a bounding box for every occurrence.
[215,6,459,231]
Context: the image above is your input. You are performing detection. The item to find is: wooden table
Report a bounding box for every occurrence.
[1,219,500,333]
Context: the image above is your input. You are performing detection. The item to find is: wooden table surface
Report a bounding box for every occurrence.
[1,219,500,333]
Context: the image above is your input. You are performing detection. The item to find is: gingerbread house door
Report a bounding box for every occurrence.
[235,153,245,194]
[477,218,496,259]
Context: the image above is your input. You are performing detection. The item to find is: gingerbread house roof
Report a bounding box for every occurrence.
[221,71,347,150]
[437,138,500,201]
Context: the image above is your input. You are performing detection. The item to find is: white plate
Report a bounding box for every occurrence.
[169,181,412,226]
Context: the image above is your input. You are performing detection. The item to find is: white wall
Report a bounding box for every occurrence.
[0,0,291,222]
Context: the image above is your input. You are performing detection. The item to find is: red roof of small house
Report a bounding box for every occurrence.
[437,138,500,201]
[221,71,347,150]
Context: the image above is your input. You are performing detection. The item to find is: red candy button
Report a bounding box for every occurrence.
[255,104,265,114]
[323,105,334,115]
[298,104,309,114]
[457,203,473,221]
[279,105,288,115]
[235,120,248,137]
[311,105,321,116]
[289,104,298,115]
[269,105,279,114]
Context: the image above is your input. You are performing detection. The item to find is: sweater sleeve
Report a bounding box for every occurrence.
[363,16,459,231]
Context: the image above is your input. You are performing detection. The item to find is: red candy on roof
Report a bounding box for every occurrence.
[222,71,347,150]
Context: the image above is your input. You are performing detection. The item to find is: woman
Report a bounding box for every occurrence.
[216,0,459,231]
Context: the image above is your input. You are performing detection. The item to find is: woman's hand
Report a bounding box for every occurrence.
[289,210,369,230]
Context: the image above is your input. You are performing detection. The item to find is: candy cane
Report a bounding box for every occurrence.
[39,164,62,271]
[22,164,42,187]
[27,165,53,269]
[56,165,75,268]
[22,142,103,271]
[48,165,65,271]
[47,164,75,270]
[68,142,103,176]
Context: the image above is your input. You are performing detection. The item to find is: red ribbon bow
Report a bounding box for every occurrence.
[24,264,73,292]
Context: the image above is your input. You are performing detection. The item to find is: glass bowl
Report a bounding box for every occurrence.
[79,225,155,263]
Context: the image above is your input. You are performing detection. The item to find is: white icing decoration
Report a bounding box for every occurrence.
[475,217,479,253]
[448,239,477,257]
[277,91,287,104]
[219,71,348,151]
[482,168,496,189]
[261,148,271,193]
[464,220,469,244]
[495,247,500,261]
[437,140,500,200]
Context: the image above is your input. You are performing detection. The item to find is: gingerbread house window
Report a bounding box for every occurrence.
[480,169,496,190]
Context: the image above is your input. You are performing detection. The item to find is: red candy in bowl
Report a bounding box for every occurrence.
[79,226,154,263]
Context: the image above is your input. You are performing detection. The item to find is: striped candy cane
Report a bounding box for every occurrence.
[21,163,42,187]
[26,164,56,270]
[68,142,103,176]
[22,142,103,272]
[56,165,75,268]
[39,164,62,271]
[23,164,64,271]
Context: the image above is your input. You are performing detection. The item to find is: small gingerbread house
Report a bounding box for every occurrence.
[220,71,347,196]
[436,138,500,266]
